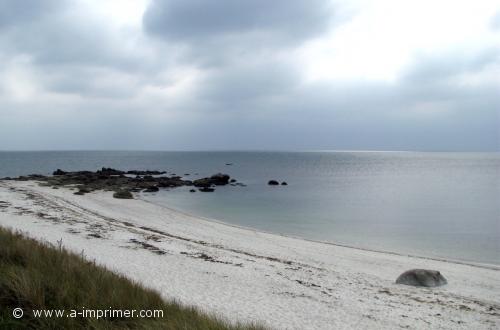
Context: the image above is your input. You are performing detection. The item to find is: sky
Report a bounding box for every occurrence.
[0,0,499,151]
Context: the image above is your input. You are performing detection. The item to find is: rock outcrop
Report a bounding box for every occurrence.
[53,169,67,176]
[126,170,166,176]
[5,168,243,198]
[194,173,231,187]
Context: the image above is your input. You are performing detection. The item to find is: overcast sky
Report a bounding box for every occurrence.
[0,0,498,151]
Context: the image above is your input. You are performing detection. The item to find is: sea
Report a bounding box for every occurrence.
[0,151,498,265]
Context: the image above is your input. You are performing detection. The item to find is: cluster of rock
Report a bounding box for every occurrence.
[268,180,288,186]
[5,168,237,198]
[193,173,230,187]
[53,168,166,176]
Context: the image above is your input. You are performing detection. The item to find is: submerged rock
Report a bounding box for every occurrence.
[143,186,159,192]
[198,187,215,192]
[396,269,447,287]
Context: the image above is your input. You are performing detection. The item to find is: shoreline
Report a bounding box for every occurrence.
[1,180,499,329]
[138,195,500,271]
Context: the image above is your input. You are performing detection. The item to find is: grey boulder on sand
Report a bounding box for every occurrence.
[113,190,133,199]
[396,269,447,287]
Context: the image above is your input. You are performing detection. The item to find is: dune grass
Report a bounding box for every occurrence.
[0,227,265,330]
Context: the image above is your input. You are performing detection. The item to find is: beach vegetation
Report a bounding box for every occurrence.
[0,227,265,330]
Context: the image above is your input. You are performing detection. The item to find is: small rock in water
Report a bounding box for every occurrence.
[396,269,447,287]
[281,181,288,185]
[268,180,279,185]
[198,187,215,192]
[143,186,159,192]
[189,189,196,193]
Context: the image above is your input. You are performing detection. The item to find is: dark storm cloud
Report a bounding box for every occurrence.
[1,8,142,71]
[141,0,337,107]
[144,0,332,43]
[143,0,335,67]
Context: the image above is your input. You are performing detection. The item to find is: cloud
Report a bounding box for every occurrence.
[144,0,333,43]
[143,0,335,67]
[197,59,302,106]
[400,47,500,85]
[0,3,144,70]
[0,0,60,29]
[491,11,500,30]
[141,0,336,107]
[0,0,498,151]
[180,44,500,151]
[0,0,174,99]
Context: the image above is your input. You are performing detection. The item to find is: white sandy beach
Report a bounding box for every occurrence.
[0,180,498,329]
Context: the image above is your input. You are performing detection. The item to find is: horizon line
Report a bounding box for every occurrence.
[0,149,498,153]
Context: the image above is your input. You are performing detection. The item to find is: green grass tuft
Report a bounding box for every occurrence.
[0,227,265,330]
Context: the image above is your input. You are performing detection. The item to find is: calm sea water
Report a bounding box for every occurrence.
[0,151,498,264]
